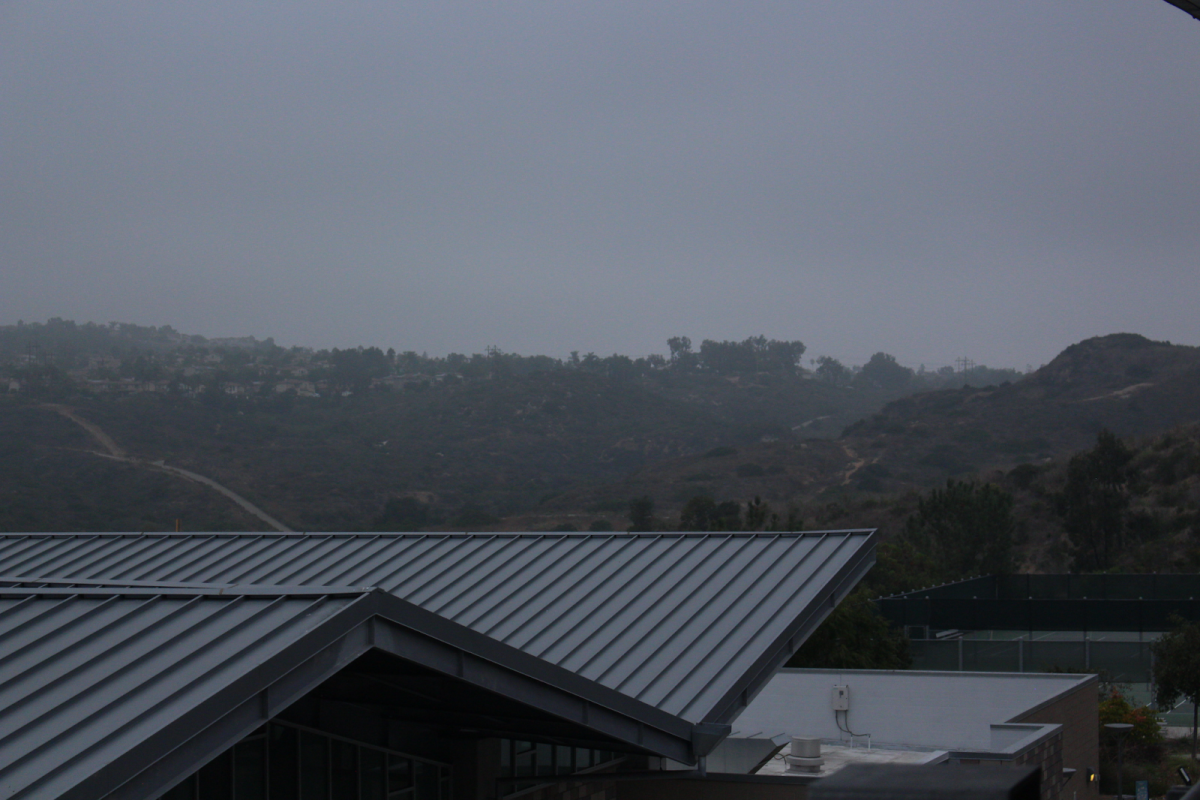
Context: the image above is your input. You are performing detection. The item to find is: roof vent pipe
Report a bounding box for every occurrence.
[785,737,824,774]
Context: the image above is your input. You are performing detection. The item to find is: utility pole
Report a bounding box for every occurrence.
[485,346,502,379]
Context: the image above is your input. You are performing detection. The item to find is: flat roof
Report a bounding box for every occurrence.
[755,743,947,779]
[732,668,1093,753]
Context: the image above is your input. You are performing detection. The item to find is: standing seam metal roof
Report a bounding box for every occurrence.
[0,583,736,800]
[0,590,360,799]
[0,531,874,725]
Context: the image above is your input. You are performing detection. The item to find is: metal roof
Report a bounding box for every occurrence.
[0,531,875,799]
[0,584,718,800]
[0,588,360,800]
[0,531,875,726]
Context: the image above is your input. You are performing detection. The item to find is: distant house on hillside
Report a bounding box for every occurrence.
[274,378,318,396]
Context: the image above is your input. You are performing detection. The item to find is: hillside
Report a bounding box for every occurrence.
[537,334,1200,526]
[0,364,919,532]
[844,333,1200,483]
[5,327,1196,537]
[0,403,263,532]
[812,421,1200,576]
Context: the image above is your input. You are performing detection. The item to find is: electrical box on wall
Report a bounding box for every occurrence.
[831,684,850,711]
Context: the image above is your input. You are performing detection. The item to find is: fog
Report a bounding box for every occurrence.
[2,1,1198,369]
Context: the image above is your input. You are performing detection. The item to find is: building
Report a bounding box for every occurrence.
[736,668,1099,800]
[0,530,876,800]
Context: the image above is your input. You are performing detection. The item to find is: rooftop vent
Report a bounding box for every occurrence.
[785,737,824,774]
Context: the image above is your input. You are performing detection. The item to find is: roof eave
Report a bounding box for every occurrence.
[701,529,878,732]
[78,588,708,800]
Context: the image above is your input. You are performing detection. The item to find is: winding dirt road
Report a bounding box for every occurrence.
[44,404,292,532]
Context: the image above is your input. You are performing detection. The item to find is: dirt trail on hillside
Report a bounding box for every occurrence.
[840,444,866,485]
[1080,382,1155,402]
[839,443,884,486]
[44,404,126,458]
[44,404,292,532]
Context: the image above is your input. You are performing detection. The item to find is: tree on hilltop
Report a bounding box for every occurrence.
[856,352,913,390]
[814,356,850,386]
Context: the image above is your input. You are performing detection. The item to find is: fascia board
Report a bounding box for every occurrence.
[77,594,379,800]
[83,588,704,800]
[364,591,705,758]
[0,584,375,598]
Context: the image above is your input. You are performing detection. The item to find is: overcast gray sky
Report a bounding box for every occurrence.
[3,1,1198,370]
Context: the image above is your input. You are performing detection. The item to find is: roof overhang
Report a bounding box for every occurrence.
[2,586,716,800]
[1161,0,1200,20]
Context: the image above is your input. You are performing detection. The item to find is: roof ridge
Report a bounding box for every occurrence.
[0,530,876,539]
[0,580,379,598]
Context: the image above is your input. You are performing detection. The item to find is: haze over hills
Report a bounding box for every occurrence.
[535,334,1200,524]
[3,321,1200,546]
[1,319,980,532]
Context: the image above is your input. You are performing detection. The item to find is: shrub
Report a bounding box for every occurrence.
[1100,688,1163,751]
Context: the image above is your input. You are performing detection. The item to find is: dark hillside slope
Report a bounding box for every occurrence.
[845,334,1200,485]
[540,335,1200,523]
[5,371,758,531]
[0,403,262,532]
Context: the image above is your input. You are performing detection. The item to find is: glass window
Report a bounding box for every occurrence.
[535,744,553,777]
[500,739,512,777]
[233,736,266,800]
[414,761,438,799]
[299,730,330,800]
[575,748,591,770]
[269,724,299,799]
[513,742,534,778]
[197,750,232,800]
[331,739,357,800]
[387,754,412,798]
[360,747,386,800]
[556,746,572,773]
[159,723,450,800]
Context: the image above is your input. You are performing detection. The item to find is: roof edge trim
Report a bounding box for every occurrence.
[703,529,878,728]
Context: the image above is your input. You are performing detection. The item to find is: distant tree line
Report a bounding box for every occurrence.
[812,351,1023,392]
[664,335,806,374]
[2,318,1024,400]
